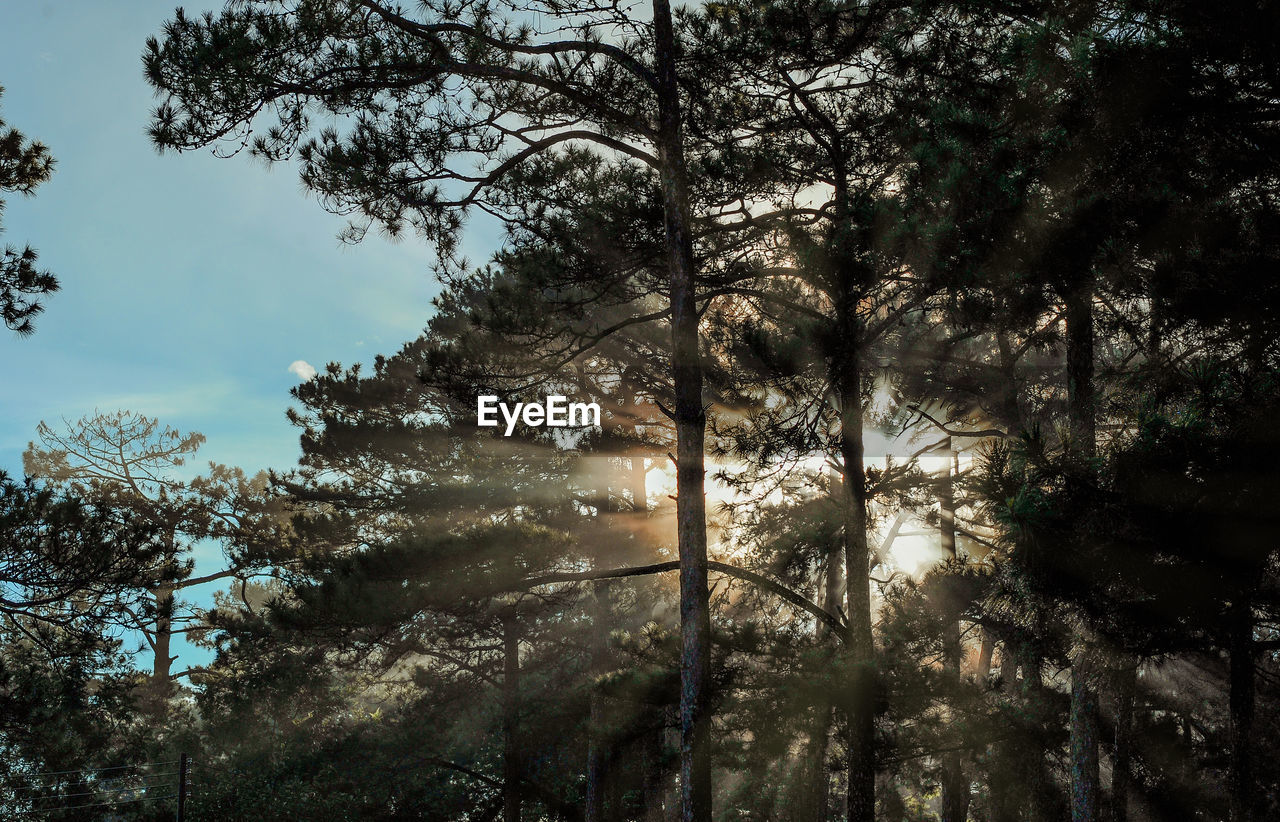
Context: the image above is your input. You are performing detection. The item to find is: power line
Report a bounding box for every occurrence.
[18,771,182,790]
[15,760,179,779]
[15,774,181,796]
[16,773,183,798]
[11,791,178,814]
[6,756,188,816]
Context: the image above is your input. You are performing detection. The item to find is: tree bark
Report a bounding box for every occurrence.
[989,330,1023,822]
[585,582,613,822]
[1228,600,1256,822]
[627,388,648,514]
[837,357,875,822]
[975,632,994,683]
[1019,644,1056,822]
[985,638,1018,822]
[1070,660,1099,822]
[994,329,1024,431]
[625,442,668,822]
[788,547,842,822]
[652,4,712,821]
[1111,661,1136,822]
[631,454,648,514]
[642,710,670,822]
[795,705,834,822]
[503,613,522,822]
[1065,277,1096,453]
[1065,275,1099,822]
[151,584,174,699]
[939,440,969,822]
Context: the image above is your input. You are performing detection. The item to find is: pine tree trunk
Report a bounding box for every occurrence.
[988,760,1018,822]
[643,711,669,822]
[939,440,969,822]
[1065,277,1096,452]
[626,443,669,822]
[989,332,1022,822]
[1228,600,1256,822]
[939,650,968,819]
[995,330,1024,432]
[789,548,842,822]
[975,632,994,683]
[838,363,875,822]
[652,4,712,821]
[985,640,1017,822]
[152,585,174,698]
[1111,661,1136,822]
[1019,644,1055,822]
[1070,659,1099,822]
[503,613,522,822]
[797,705,834,822]
[628,390,648,514]
[586,583,613,822]
[1065,276,1099,822]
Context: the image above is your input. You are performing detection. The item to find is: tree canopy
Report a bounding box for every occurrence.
[2,1,1279,820]
[0,86,58,335]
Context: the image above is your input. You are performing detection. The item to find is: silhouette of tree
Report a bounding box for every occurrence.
[24,411,285,703]
[0,87,58,335]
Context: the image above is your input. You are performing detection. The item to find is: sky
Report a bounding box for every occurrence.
[0,0,942,674]
[0,1,498,669]
[0,1,477,476]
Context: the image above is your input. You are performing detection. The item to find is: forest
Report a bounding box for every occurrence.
[1,1,1278,820]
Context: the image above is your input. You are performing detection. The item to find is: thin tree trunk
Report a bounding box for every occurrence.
[1228,600,1255,822]
[838,359,875,822]
[1111,661,1136,822]
[938,442,963,814]
[789,547,843,822]
[995,330,1024,432]
[939,438,958,560]
[1065,275,1099,822]
[643,712,669,822]
[1019,643,1056,822]
[625,442,668,822]
[586,582,613,822]
[652,4,711,821]
[151,585,174,698]
[1146,275,1162,362]
[797,706,834,822]
[1070,662,1100,822]
[1065,277,1097,453]
[989,330,1022,822]
[985,639,1018,822]
[503,613,522,822]
[988,751,1018,822]
[939,440,969,822]
[975,632,994,683]
[628,388,648,514]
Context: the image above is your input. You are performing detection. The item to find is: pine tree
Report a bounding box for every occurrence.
[0,87,58,335]
[24,411,283,703]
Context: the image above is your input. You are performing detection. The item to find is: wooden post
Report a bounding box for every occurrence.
[177,753,188,822]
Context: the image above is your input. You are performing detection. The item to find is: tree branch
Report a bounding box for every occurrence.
[907,406,1007,439]
[520,559,846,636]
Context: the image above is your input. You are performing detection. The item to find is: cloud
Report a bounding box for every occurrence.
[288,360,318,381]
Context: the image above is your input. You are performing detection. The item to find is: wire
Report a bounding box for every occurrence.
[12,792,177,813]
[16,760,179,779]
[17,780,181,802]
[19,771,183,791]
[16,772,182,793]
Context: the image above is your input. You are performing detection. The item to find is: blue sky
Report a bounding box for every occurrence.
[0,1,498,668]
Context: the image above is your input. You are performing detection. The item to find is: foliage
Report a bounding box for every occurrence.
[0,86,58,335]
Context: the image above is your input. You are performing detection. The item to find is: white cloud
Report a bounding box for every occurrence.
[288,360,318,381]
